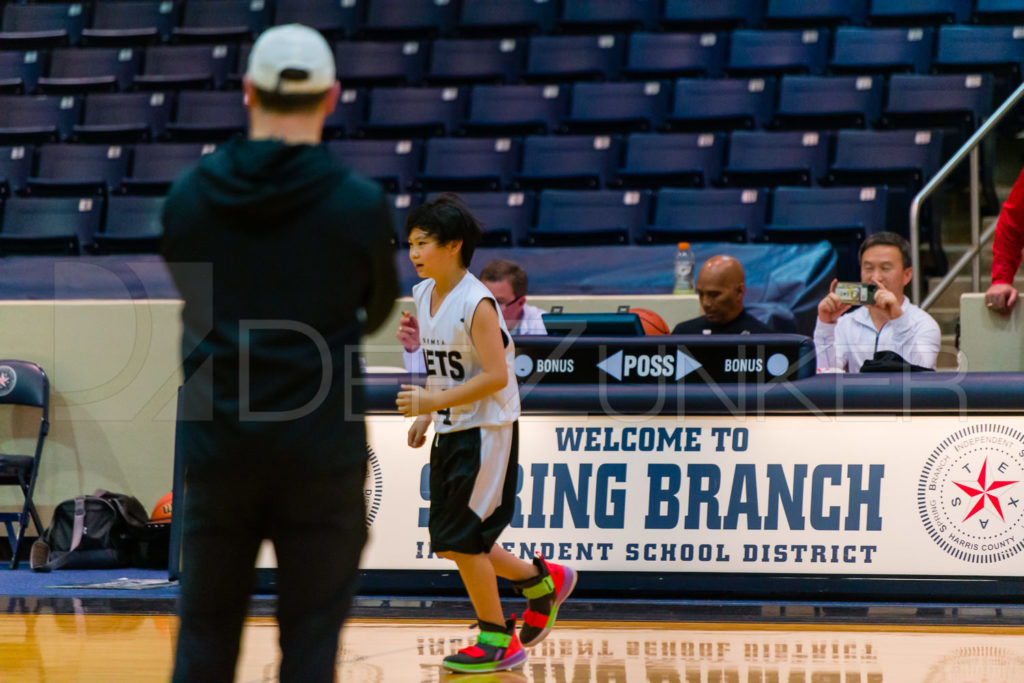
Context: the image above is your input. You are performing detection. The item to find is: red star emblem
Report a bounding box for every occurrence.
[953,458,1019,522]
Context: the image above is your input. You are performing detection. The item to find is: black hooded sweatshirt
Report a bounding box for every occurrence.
[161,137,398,471]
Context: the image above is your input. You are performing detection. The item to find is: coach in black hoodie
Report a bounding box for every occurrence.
[160,24,397,683]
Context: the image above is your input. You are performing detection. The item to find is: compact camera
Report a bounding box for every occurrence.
[835,282,877,305]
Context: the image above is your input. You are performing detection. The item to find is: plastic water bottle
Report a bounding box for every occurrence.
[672,241,695,294]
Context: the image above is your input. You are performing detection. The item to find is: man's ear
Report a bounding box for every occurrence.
[322,81,341,116]
[901,267,913,287]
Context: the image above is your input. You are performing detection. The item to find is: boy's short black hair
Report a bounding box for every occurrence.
[859,231,912,269]
[405,193,483,268]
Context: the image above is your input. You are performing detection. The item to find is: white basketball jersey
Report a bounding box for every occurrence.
[412,273,520,433]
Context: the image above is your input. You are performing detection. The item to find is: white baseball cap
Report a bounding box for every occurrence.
[246,23,335,95]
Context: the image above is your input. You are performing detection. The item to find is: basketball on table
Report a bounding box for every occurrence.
[151,492,172,524]
[630,308,669,335]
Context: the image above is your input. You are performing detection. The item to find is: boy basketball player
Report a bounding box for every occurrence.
[396,194,576,673]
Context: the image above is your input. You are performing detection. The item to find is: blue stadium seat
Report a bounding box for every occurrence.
[720,130,831,188]
[882,73,994,133]
[726,29,829,76]
[764,0,868,27]
[933,25,1024,79]
[829,26,934,75]
[334,40,426,87]
[389,192,421,247]
[0,195,102,255]
[122,142,217,194]
[528,189,650,246]
[426,38,524,85]
[361,0,457,39]
[562,81,669,134]
[973,0,1024,24]
[829,129,943,190]
[443,191,535,247]
[0,144,33,196]
[326,139,423,194]
[82,1,177,47]
[523,34,624,82]
[416,137,520,192]
[867,0,971,25]
[173,0,269,44]
[558,1,659,33]
[516,135,622,190]
[73,91,173,144]
[665,77,776,132]
[274,0,361,39]
[764,185,888,279]
[828,129,944,256]
[0,49,41,94]
[0,94,81,144]
[360,86,466,138]
[617,132,725,189]
[644,187,767,243]
[623,31,726,79]
[0,3,85,50]
[29,143,130,196]
[93,194,164,254]
[324,88,366,139]
[459,83,568,137]
[772,75,883,130]
[165,90,247,143]
[37,47,141,94]
[661,0,764,30]
[134,45,236,91]
[458,0,558,37]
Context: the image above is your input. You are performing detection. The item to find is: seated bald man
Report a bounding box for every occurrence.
[672,255,774,335]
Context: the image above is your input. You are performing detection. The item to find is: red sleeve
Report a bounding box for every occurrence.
[992,167,1024,285]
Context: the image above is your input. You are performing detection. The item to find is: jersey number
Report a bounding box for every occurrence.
[437,408,453,425]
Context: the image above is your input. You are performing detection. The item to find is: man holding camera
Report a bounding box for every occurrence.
[814,232,941,372]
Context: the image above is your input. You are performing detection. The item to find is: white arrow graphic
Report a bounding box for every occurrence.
[675,349,702,380]
[596,349,624,381]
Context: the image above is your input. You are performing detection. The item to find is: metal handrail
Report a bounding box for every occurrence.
[910,79,1024,306]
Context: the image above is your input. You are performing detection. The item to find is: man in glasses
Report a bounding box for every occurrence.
[399,259,546,372]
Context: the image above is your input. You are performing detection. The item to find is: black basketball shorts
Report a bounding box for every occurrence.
[428,422,518,555]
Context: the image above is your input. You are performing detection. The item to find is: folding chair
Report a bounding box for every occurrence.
[665,77,775,132]
[829,26,934,75]
[772,75,883,130]
[764,0,867,27]
[93,194,165,254]
[661,0,764,30]
[0,49,42,94]
[274,0,361,39]
[726,29,829,77]
[0,3,85,50]
[643,187,767,244]
[0,360,49,569]
[528,189,650,246]
[426,38,525,85]
[173,0,269,44]
[622,31,726,79]
[38,46,141,94]
[458,0,558,36]
[333,40,427,87]
[459,83,569,137]
[616,132,725,189]
[720,130,831,188]
[562,81,669,134]
[82,0,177,47]
[867,0,971,25]
[523,34,624,82]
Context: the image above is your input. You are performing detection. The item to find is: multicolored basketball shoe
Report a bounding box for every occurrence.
[442,617,527,673]
[514,556,577,648]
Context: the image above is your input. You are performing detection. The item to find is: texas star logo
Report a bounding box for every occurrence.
[918,425,1023,563]
[0,365,16,398]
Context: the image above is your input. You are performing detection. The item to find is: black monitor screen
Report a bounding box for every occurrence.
[540,312,645,337]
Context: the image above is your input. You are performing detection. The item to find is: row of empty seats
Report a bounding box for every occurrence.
[2,25,1022,94]
[0,130,942,199]
[0,73,994,144]
[2,0,1023,50]
[0,186,884,275]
